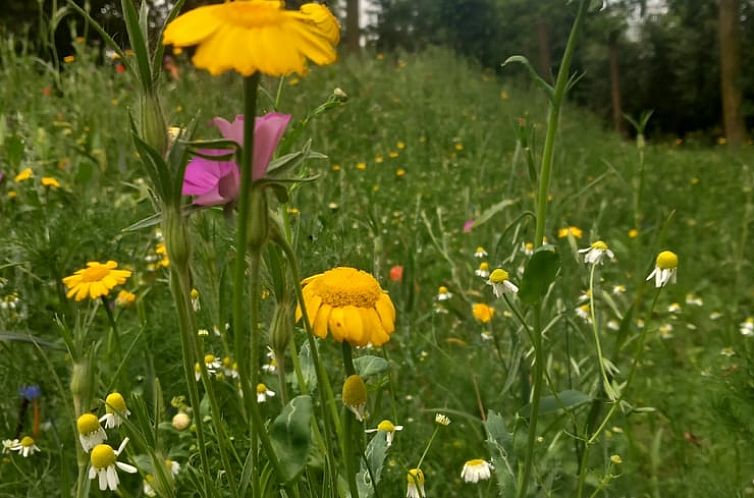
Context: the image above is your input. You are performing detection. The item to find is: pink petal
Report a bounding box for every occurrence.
[182,150,240,206]
[252,113,292,180]
[212,115,244,146]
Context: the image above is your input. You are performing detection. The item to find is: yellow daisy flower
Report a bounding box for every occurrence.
[295,267,396,347]
[62,261,132,301]
[558,226,583,239]
[41,177,61,189]
[14,168,33,183]
[472,303,495,323]
[163,0,340,77]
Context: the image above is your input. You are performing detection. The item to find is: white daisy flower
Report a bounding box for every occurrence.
[436,286,452,301]
[575,304,591,323]
[607,320,620,331]
[365,419,404,447]
[222,357,240,379]
[77,413,107,452]
[740,317,754,337]
[659,323,674,339]
[10,436,40,457]
[256,383,276,403]
[612,284,626,296]
[434,413,451,426]
[685,293,703,306]
[578,240,614,266]
[668,303,682,314]
[406,468,425,498]
[143,475,157,497]
[646,251,678,288]
[709,311,722,321]
[475,262,490,278]
[190,288,200,312]
[100,392,131,429]
[486,268,518,298]
[165,458,181,476]
[474,246,488,258]
[461,459,494,483]
[578,289,592,303]
[520,241,534,256]
[2,439,17,454]
[88,439,138,491]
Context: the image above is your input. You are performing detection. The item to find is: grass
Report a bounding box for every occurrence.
[1,34,753,498]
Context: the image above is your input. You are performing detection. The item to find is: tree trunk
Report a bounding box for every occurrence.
[346,0,360,53]
[536,20,552,82]
[719,0,747,145]
[608,32,624,135]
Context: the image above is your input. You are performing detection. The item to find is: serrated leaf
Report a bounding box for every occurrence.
[354,355,390,377]
[518,247,559,304]
[270,395,313,483]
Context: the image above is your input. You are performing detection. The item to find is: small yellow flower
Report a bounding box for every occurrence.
[474,246,488,258]
[461,459,494,483]
[163,0,340,77]
[610,454,623,464]
[646,250,678,287]
[115,290,136,307]
[331,163,341,172]
[472,303,495,323]
[41,176,61,189]
[295,267,396,347]
[396,141,406,150]
[395,167,406,177]
[558,226,583,239]
[62,261,132,301]
[256,383,276,403]
[356,162,367,171]
[89,440,137,491]
[436,286,452,301]
[487,269,518,298]
[406,468,425,498]
[388,150,399,159]
[365,419,404,447]
[342,374,367,421]
[101,392,130,429]
[454,143,464,152]
[7,191,17,200]
[63,55,75,63]
[475,262,490,278]
[77,413,107,452]
[375,154,384,164]
[14,168,33,183]
[628,228,639,239]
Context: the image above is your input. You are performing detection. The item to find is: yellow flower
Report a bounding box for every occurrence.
[163,0,340,77]
[395,167,406,177]
[628,228,639,239]
[62,261,132,301]
[63,55,75,64]
[558,226,583,239]
[115,290,137,307]
[14,168,33,182]
[295,267,396,347]
[356,162,367,171]
[472,303,494,323]
[41,176,61,189]
[342,374,367,421]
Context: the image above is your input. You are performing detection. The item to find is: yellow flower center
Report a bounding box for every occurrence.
[438,286,448,294]
[377,420,396,432]
[489,269,509,283]
[407,468,424,486]
[214,2,287,28]
[475,246,485,254]
[77,413,101,435]
[105,392,127,414]
[20,436,35,447]
[342,375,367,406]
[90,444,116,469]
[591,240,608,251]
[223,356,233,368]
[656,251,678,269]
[204,354,216,365]
[256,383,269,394]
[80,265,110,282]
[312,268,382,308]
[478,262,489,271]
[465,458,486,467]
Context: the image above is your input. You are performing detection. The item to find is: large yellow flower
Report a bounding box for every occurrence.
[163,0,340,77]
[295,267,396,347]
[63,261,132,301]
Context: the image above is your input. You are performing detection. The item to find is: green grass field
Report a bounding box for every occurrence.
[1,27,754,498]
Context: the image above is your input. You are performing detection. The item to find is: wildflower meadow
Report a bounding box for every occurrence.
[1,1,754,497]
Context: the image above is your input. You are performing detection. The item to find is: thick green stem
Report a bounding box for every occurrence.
[248,249,262,497]
[341,343,360,498]
[533,0,590,247]
[516,308,544,498]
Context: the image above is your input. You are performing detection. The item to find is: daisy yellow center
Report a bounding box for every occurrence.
[407,468,424,486]
[314,268,382,308]
[656,251,678,269]
[223,356,233,368]
[525,242,534,251]
[579,304,590,313]
[213,2,287,27]
[465,459,486,467]
[342,375,367,406]
[204,354,216,364]
[476,246,485,254]
[105,393,127,414]
[20,436,35,447]
[80,266,110,282]
[90,444,116,469]
[256,383,269,394]
[489,269,509,283]
[438,286,448,294]
[77,413,101,435]
[479,262,489,271]
[591,240,608,251]
[377,420,396,432]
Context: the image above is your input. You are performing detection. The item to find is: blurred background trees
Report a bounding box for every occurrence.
[1,0,751,141]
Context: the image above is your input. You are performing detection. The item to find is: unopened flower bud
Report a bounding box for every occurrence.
[172,412,191,431]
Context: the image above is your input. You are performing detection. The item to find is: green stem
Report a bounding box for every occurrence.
[341,343,360,498]
[588,264,615,400]
[248,249,262,498]
[416,426,440,469]
[516,307,544,498]
[533,0,589,247]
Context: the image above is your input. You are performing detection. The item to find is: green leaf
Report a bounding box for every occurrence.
[485,411,515,497]
[521,389,592,416]
[518,247,560,304]
[354,355,390,377]
[4,135,24,168]
[502,55,554,99]
[270,395,313,483]
[356,427,390,498]
[469,199,516,230]
[0,332,65,351]
[121,0,153,90]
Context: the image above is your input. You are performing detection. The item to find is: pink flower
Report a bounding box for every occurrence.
[463,219,475,233]
[182,113,291,206]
